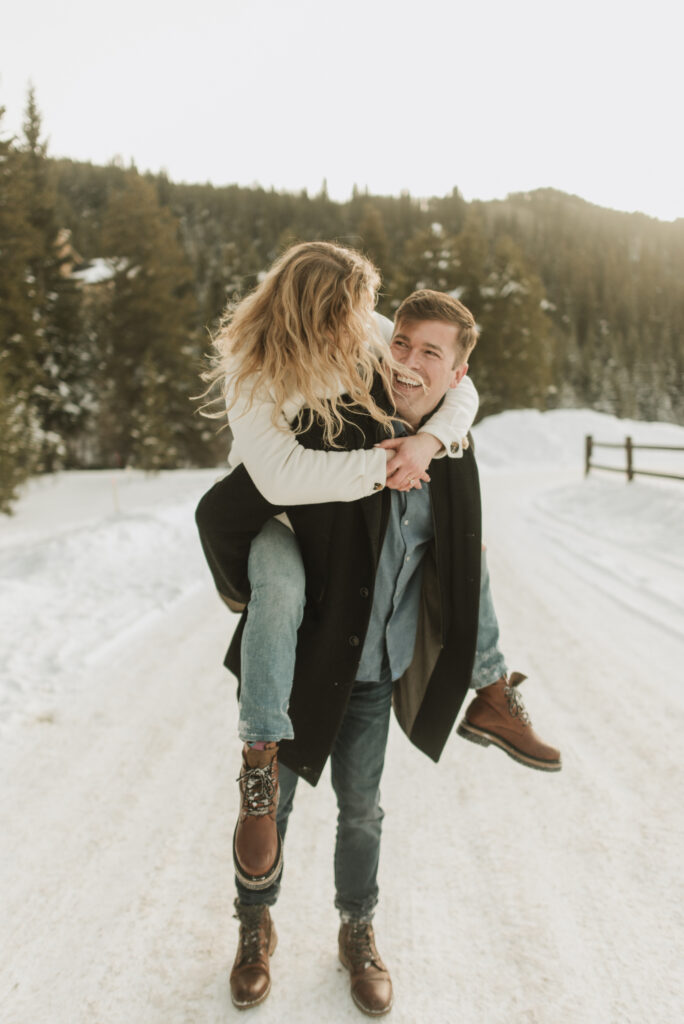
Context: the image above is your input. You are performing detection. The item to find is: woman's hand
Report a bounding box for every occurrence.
[378,433,442,491]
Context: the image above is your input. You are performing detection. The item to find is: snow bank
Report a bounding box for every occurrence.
[0,468,220,729]
[473,407,684,473]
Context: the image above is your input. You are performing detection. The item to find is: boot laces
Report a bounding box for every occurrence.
[238,763,276,816]
[347,921,377,971]
[234,904,268,962]
[504,680,531,725]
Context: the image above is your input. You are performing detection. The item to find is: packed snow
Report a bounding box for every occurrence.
[1,409,683,1023]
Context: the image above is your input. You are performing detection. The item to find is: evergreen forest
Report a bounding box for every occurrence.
[2,91,683,513]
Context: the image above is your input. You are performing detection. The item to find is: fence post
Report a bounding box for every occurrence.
[585,435,593,476]
[626,436,634,482]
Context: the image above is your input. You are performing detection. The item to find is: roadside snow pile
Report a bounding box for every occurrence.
[473,407,684,473]
[473,409,684,641]
[0,468,220,728]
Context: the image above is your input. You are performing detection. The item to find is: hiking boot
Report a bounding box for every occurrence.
[230,901,277,1009]
[233,743,283,890]
[457,672,561,772]
[339,919,393,1016]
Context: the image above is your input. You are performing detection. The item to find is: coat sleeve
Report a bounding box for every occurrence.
[195,466,284,606]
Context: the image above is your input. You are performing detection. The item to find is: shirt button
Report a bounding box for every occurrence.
[348,635,360,647]
[360,587,370,598]
[404,519,409,525]
[405,556,410,563]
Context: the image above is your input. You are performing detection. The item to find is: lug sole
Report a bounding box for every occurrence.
[233,826,284,890]
[457,721,562,772]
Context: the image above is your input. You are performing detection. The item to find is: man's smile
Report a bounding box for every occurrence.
[393,371,425,392]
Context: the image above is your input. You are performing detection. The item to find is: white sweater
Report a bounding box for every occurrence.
[226,314,479,505]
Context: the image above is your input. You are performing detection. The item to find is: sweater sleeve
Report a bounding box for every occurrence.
[228,388,388,505]
[417,374,479,458]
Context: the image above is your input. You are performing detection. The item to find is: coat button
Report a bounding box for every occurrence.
[348,635,360,647]
[360,587,370,598]
[373,482,383,491]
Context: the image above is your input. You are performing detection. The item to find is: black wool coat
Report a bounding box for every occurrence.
[196,389,482,786]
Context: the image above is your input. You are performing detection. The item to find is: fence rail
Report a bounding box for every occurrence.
[585,435,684,482]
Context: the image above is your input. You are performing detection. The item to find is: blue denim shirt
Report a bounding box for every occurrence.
[356,482,434,683]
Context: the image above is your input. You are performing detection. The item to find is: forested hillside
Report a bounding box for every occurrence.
[2,92,682,512]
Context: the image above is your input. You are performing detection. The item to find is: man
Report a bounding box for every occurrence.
[196,290,559,1014]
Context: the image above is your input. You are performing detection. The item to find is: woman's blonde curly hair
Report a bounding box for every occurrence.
[202,241,399,447]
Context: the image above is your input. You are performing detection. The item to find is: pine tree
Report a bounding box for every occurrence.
[357,203,389,272]
[19,86,88,470]
[96,174,209,469]
[0,102,39,510]
[473,235,554,416]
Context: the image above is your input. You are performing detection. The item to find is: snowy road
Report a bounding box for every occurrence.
[1,411,683,1023]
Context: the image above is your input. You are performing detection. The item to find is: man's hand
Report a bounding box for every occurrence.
[377,433,442,491]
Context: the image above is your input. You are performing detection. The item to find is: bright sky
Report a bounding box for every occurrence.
[2,0,682,221]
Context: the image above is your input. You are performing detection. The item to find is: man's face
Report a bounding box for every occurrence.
[390,318,468,429]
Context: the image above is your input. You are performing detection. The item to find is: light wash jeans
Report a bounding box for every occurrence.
[238,519,507,741]
[237,671,393,920]
[236,518,508,915]
[470,546,508,688]
[238,519,306,742]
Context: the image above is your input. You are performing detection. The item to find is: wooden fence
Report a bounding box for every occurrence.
[585,436,684,482]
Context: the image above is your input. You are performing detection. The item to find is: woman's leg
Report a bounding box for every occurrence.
[238,518,306,743]
[234,518,305,892]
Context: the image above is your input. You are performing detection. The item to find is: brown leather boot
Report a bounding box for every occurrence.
[457,672,562,772]
[338,920,393,1016]
[230,901,277,1009]
[233,743,283,890]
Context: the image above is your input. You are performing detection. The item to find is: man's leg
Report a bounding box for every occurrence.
[234,519,305,892]
[458,548,561,771]
[470,546,508,690]
[230,765,299,1009]
[331,674,394,1015]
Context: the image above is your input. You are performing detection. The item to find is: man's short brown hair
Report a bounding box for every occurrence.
[395,289,478,363]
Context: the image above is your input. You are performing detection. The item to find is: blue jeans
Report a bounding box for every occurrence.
[235,520,508,915]
[238,519,306,742]
[236,672,394,920]
[239,521,507,743]
[471,547,508,689]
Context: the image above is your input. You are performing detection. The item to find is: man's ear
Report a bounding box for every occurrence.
[450,362,468,388]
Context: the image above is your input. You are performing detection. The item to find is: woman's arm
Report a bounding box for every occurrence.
[378,377,479,490]
[226,313,478,504]
[228,387,390,505]
[417,374,479,457]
